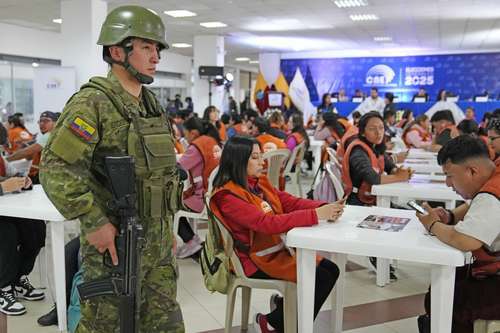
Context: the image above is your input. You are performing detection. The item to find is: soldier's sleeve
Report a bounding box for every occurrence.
[40,92,109,231]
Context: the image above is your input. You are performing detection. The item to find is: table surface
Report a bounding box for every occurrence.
[0,185,64,221]
[371,178,461,201]
[287,205,465,267]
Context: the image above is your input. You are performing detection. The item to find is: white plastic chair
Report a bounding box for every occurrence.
[325,147,342,171]
[283,142,306,197]
[263,149,290,189]
[325,161,345,200]
[173,166,219,237]
[475,320,500,333]
[206,196,297,333]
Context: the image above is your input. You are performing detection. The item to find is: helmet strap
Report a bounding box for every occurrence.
[108,40,154,85]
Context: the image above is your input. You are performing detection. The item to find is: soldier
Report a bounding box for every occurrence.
[40,5,184,333]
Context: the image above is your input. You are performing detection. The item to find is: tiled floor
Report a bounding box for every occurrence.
[5,176,430,333]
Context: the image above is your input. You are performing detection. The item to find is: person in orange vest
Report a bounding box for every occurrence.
[416,136,500,333]
[396,109,414,129]
[7,111,60,184]
[177,117,222,259]
[0,157,46,316]
[428,110,458,152]
[342,111,413,207]
[268,111,287,139]
[402,114,432,149]
[285,112,309,152]
[457,119,496,160]
[254,117,287,153]
[6,113,33,154]
[226,113,248,138]
[487,118,500,163]
[210,135,344,333]
[203,105,227,142]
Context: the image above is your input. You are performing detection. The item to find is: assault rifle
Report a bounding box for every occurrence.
[78,156,143,333]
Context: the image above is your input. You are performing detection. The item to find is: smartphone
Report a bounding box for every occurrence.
[407,200,426,214]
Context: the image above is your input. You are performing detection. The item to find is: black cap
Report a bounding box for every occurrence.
[39,111,59,121]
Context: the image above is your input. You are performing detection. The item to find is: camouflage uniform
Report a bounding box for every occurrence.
[40,69,184,332]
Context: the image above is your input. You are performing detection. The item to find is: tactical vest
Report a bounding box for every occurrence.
[471,163,500,278]
[402,125,431,148]
[342,139,385,205]
[80,77,180,221]
[210,176,320,282]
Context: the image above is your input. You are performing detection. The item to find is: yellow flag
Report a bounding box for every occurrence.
[253,72,268,104]
[274,72,290,109]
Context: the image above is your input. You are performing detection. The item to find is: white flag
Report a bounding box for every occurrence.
[289,68,316,122]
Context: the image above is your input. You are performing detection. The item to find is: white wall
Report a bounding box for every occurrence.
[0,23,62,60]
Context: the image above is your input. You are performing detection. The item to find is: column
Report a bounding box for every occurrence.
[60,0,108,87]
[192,35,224,116]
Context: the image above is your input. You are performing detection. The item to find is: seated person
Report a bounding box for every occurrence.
[210,135,343,333]
[317,93,335,114]
[314,112,350,147]
[254,117,287,152]
[383,92,396,115]
[412,87,429,102]
[6,113,34,154]
[226,113,248,138]
[464,106,475,121]
[352,111,362,127]
[402,115,432,149]
[203,105,227,142]
[268,111,287,139]
[416,135,500,333]
[7,111,60,184]
[177,118,222,259]
[285,112,309,152]
[428,110,458,152]
[479,112,492,133]
[342,112,413,207]
[0,157,45,316]
[487,118,500,163]
[397,109,414,129]
[383,109,398,139]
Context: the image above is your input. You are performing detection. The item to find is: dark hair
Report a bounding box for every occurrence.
[213,135,258,189]
[220,113,230,125]
[487,117,500,135]
[402,109,413,120]
[383,109,396,120]
[482,112,492,123]
[371,87,378,92]
[7,113,26,129]
[437,135,490,165]
[268,111,284,124]
[457,119,479,136]
[492,109,500,119]
[230,112,242,125]
[352,111,362,119]
[203,105,221,130]
[323,112,346,138]
[320,93,332,107]
[358,111,386,155]
[430,110,455,124]
[384,92,394,103]
[184,117,221,144]
[437,89,447,101]
[254,117,270,134]
[289,112,310,149]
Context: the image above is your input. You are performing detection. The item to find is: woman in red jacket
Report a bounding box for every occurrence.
[210,135,343,333]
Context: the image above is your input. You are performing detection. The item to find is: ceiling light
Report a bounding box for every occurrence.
[52,18,62,24]
[235,57,250,62]
[350,14,378,21]
[172,43,192,48]
[249,60,259,64]
[374,36,392,42]
[32,62,39,67]
[200,21,227,28]
[163,10,197,18]
[225,73,234,82]
[334,0,368,8]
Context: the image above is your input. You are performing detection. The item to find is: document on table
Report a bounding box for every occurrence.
[357,215,410,232]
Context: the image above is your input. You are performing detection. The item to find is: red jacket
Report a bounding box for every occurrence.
[211,176,325,276]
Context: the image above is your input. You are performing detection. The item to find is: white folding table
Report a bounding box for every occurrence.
[0,185,68,332]
[286,205,466,333]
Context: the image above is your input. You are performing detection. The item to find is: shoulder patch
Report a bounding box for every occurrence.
[69,117,96,142]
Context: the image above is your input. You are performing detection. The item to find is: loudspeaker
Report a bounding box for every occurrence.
[199,66,223,77]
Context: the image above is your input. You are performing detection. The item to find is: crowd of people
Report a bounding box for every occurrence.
[0,5,499,333]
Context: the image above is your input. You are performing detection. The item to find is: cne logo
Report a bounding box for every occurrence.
[365,64,396,86]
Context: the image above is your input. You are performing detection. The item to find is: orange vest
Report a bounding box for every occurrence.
[8,127,33,153]
[402,124,432,148]
[342,139,385,205]
[471,163,500,278]
[210,176,319,282]
[336,126,359,161]
[0,157,6,177]
[190,135,221,192]
[218,122,227,142]
[174,140,185,154]
[233,123,247,135]
[28,151,41,177]
[256,133,287,151]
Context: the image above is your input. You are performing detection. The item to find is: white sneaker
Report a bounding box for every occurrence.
[0,285,26,316]
[14,275,45,301]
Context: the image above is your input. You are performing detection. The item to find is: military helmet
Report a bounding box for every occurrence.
[98,5,168,50]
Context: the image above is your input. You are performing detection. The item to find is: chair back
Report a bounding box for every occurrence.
[207,165,220,196]
[326,147,342,170]
[325,161,345,199]
[263,149,290,188]
[283,142,305,175]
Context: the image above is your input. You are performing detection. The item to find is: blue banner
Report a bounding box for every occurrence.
[281,52,500,103]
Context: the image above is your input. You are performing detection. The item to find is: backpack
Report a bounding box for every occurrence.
[313,171,339,202]
[200,203,232,294]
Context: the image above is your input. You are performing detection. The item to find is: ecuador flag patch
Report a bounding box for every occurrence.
[70,117,95,142]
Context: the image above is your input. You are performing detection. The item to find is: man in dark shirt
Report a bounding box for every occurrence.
[429,110,457,152]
